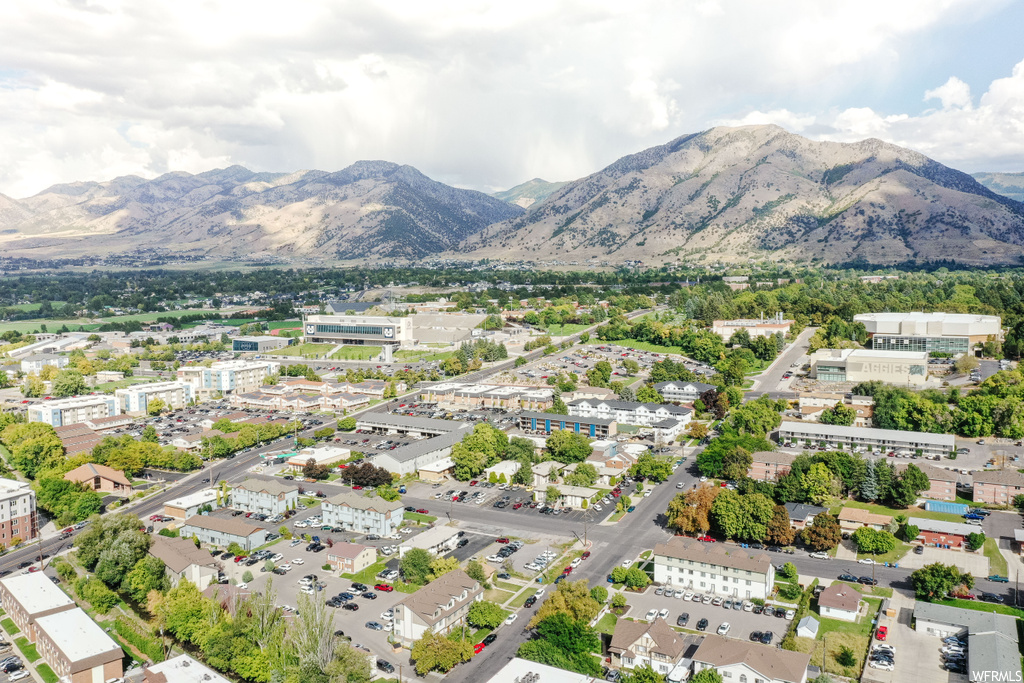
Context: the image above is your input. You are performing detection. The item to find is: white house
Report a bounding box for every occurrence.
[817,584,862,622]
[608,617,692,675]
[652,536,774,600]
[392,570,482,646]
[652,381,716,403]
[568,399,692,429]
[691,634,811,683]
[231,478,298,515]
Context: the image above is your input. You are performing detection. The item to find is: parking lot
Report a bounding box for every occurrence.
[622,585,796,643]
[862,599,965,683]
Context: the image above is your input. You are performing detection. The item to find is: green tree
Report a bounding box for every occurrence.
[691,670,724,683]
[565,462,598,487]
[623,567,650,590]
[590,585,608,603]
[629,452,675,482]
[545,429,593,464]
[800,462,840,506]
[466,559,487,585]
[911,562,973,600]
[851,527,897,554]
[400,548,433,585]
[51,369,87,397]
[141,425,159,443]
[535,612,600,655]
[530,579,601,627]
[819,402,857,426]
[428,556,461,581]
[147,398,167,416]
[242,570,254,583]
[779,562,798,580]
[123,555,170,603]
[636,385,664,403]
[965,532,986,551]
[467,601,508,628]
[802,512,841,551]
[765,505,795,546]
[898,523,920,543]
[411,630,473,674]
[338,416,357,431]
[621,665,668,683]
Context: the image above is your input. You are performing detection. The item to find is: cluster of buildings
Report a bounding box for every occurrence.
[228,378,403,412]
[567,398,692,440]
[711,312,794,339]
[28,379,195,427]
[418,382,555,411]
[0,572,123,683]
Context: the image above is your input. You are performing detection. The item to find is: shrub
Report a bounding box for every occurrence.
[610,593,627,609]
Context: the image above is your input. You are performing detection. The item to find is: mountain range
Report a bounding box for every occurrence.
[2,124,1023,266]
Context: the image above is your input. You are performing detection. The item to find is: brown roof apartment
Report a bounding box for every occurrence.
[692,633,811,683]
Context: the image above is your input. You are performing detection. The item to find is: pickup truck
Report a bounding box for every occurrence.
[987,575,1009,583]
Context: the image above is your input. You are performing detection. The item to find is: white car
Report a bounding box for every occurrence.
[486,555,504,563]
[645,609,658,621]
[700,476,708,482]
[674,589,684,599]
[504,613,518,626]
[785,610,795,620]
[868,661,894,671]
[290,539,303,547]
[300,587,314,595]
[858,558,876,565]
[237,582,248,589]
[621,559,632,567]
[717,622,731,635]
[278,563,292,571]
[570,558,582,568]
[381,609,394,620]
[8,672,30,682]
[808,552,829,560]
[294,521,308,528]
[742,601,754,612]
[873,644,895,654]
[292,558,305,565]
[658,608,670,620]
[683,591,694,601]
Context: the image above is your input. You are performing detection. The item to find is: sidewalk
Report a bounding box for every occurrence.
[835,538,858,562]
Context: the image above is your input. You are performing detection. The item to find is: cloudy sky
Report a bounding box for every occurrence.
[2,0,1023,198]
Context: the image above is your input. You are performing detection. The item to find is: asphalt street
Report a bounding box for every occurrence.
[747,326,815,401]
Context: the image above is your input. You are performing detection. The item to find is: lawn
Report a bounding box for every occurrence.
[801,596,882,679]
[833,499,965,524]
[274,343,338,358]
[394,349,456,362]
[14,636,40,662]
[833,581,893,598]
[94,377,159,391]
[404,512,438,524]
[0,320,99,334]
[330,346,382,360]
[508,589,534,609]
[855,540,911,565]
[595,612,618,635]
[1,617,19,634]
[340,559,388,584]
[543,323,592,337]
[484,588,513,604]
[983,537,1007,576]
[36,664,59,683]
[268,320,303,330]
[932,598,1024,618]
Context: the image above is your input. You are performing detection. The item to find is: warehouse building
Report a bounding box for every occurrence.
[518,411,617,438]
[854,312,1003,355]
[712,312,793,339]
[913,602,1019,680]
[374,428,472,476]
[303,314,413,346]
[809,348,929,386]
[164,489,221,519]
[232,335,290,352]
[776,421,954,458]
[28,395,119,427]
[116,380,194,414]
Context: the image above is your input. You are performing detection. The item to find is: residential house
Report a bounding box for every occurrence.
[326,543,377,575]
[148,534,220,587]
[63,462,133,497]
[690,634,811,683]
[817,584,862,622]
[179,515,267,552]
[568,399,692,430]
[748,451,798,481]
[652,536,775,600]
[971,470,1024,506]
[784,503,826,531]
[231,478,298,515]
[608,618,696,676]
[392,570,483,646]
[837,507,892,533]
[798,393,873,427]
[321,492,405,536]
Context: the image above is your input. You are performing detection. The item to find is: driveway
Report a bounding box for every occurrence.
[897,546,990,574]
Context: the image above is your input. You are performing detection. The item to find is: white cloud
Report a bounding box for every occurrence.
[0,0,1016,197]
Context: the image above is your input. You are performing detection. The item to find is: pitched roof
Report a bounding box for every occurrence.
[653,536,772,574]
[818,584,861,612]
[324,491,404,513]
[692,633,811,683]
[397,570,481,625]
[181,515,264,537]
[609,618,689,660]
[64,462,132,488]
[327,543,372,560]
[234,478,297,497]
[837,507,892,526]
[784,503,826,521]
[971,469,1024,486]
[895,461,958,482]
[149,534,218,574]
[751,451,798,465]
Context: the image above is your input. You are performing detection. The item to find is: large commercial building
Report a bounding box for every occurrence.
[712,313,793,340]
[116,380,194,414]
[854,312,1003,355]
[177,359,280,398]
[809,348,929,385]
[652,536,775,600]
[303,314,413,347]
[518,411,617,438]
[419,382,555,411]
[776,421,955,458]
[28,395,119,427]
[0,479,37,547]
[232,335,290,353]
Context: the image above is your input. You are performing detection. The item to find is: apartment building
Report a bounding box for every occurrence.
[568,399,692,429]
[115,380,194,414]
[972,470,1024,505]
[35,608,123,683]
[0,572,75,643]
[393,570,483,646]
[419,382,555,411]
[748,451,798,481]
[691,634,811,683]
[712,313,793,339]
[651,380,717,403]
[798,393,873,427]
[28,395,119,427]
[176,359,280,398]
[231,478,298,515]
[321,492,405,536]
[652,537,775,600]
[0,479,37,548]
[179,515,267,552]
[19,353,69,374]
[776,421,955,458]
[518,411,617,438]
[837,507,892,532]
[609,618,694,675]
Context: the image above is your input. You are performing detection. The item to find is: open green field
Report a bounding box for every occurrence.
[832,499,965,524]
[394,348,456,362]
[97,308,238,324]
[94,377,158,391]
[340,559,387,584]
[269,320,303,330]
[932,597,1024,617]
[0,320,99,335]
[330,346,382,360]
[274,343,337,358]
[5,302,66,312]
[984,537,1007,576]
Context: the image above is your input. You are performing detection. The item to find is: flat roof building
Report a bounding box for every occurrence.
[35,607,123,683]
[303,314,413,347]
[854,312,1002,355]
[519,411,617,438]
[164,488,221,519]
[116,380,195,414]
[776,421,954,458]
[141,654,231,683]
[653,536,775,600]
[399,526,460,557]
[712,313,794,340]
[0,572,76,643]
[809,348,929,386]
[913,602,1019,681]
[232,335,290,352]
[177,359,280,398]
[28,395,119,427]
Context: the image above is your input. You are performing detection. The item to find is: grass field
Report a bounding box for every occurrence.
[404,512,438,524]
[595,612,618,635]
[273,343,337,358]
[268,320,302,330]
[36,664,59,683]
[97,308,246,324]
[798,595,882,678]
[983,537,1007,576]
[833,581,893,598]
[0,320,100,334]
[832,500,965,525]
[394,348,456,362]
[14,636,40,662]
[543,323,592,337]
[587,339,685,355]
[330,346,382,360]
[1,617,19,634]
[341,560,387,584]
[484,588,513,603]
[94,377,158,391]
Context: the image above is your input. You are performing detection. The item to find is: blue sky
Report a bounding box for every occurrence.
[0,0,1021,198]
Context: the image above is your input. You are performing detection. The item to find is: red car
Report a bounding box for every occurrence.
[352,485,363,490]
[875,626,888,641]
[611,491,620,498]
[234,556,246,563]
[697,535,715,543]
[374,584,394,592]
[581,551,591,560]
[61,526,74,534]
[473,643,485,654]
[513,503,523,509]
[415,509,429,514]
[496,537,509,544]
[563,566,573,574]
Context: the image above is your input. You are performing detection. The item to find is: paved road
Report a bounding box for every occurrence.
[747,327,815,400]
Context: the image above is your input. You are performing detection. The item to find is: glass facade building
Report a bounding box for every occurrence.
[871,335,970,354]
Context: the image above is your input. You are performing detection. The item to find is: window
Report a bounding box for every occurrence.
[740,676,747,683]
